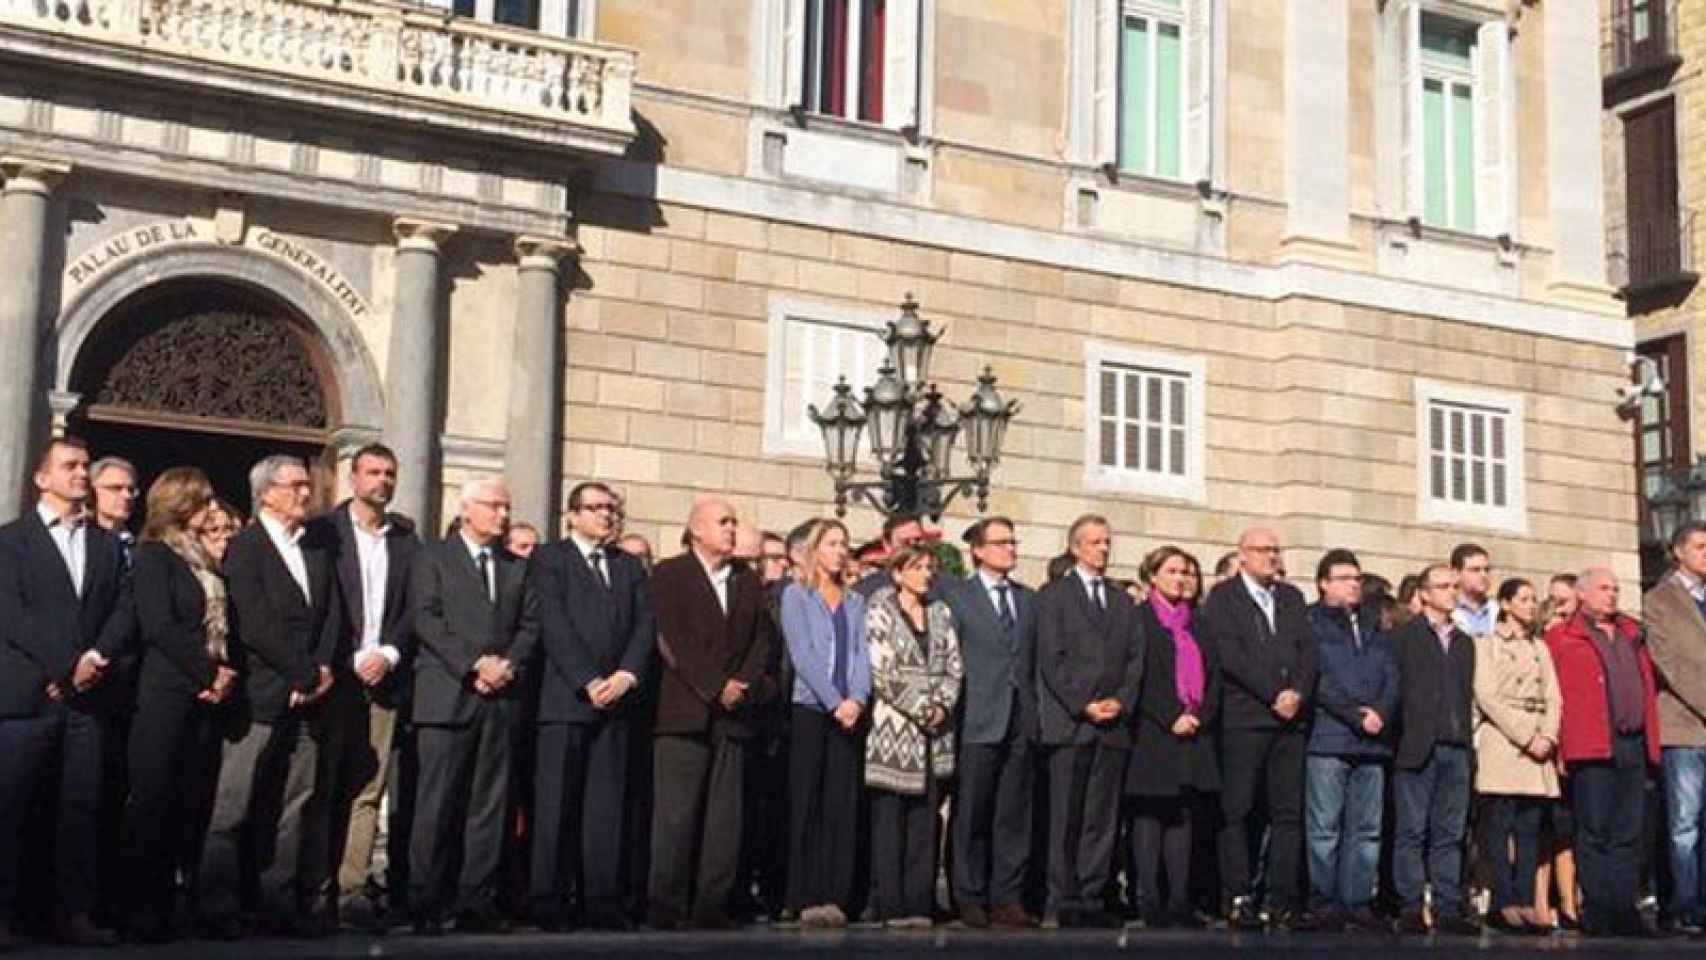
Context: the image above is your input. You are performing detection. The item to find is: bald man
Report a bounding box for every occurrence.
[1198,528,1318,930]
[646,499,776,929]
[1546,568,1658,937]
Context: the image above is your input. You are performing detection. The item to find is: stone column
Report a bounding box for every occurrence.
[505,235,576,535]
[0,157,69,521]
[386,217,457,531]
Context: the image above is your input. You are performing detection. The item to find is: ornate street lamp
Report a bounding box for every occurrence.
[1646,457,1706,548]
[809,296,1019,520]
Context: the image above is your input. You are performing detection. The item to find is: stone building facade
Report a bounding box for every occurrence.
[0,0,1635,589]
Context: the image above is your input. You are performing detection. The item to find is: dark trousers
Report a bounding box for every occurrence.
[624,712,654,917]
[1482,794,1546,911]
[122,691,222,924]
[649,731,744,922]
[786,706,861,912]
[409,701,513,918]
[1045,743,1124,915]
[0,706,103,922]
[1573,733,1646,934]
[954,739,1033,910]
[737,726,789,913]
[871,788,937,919]
[1217,726,1304,909]
[199,713,326,922]
[97,708,132,924]
[1393,742,1470,918]
[386,718,417,911]
[1129,791,1210,914]
[532,719,630,914]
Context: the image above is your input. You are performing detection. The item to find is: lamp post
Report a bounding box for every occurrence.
[807,295,1019,520]
[1645,456,1706,548]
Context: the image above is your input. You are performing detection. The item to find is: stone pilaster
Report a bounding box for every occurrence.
[0,157,69,521]
[386,217,457,532]
[1280,0,1355,267]
[505,234,576,535]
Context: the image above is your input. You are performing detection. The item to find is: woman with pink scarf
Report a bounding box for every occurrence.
[1123,546,1220,928]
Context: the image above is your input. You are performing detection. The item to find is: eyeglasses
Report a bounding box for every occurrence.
[1246,545,1282,554]
[579,502,619,514]
[983,538,1020,548]
[470,499,511,510]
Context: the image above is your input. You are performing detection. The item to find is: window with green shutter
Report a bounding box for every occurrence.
[1419,15,1476,231]
[1118,0,1185,179]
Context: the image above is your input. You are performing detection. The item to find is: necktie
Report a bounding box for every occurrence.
[1092,578,1105,610]
[1349,612,1361,651]
[477,548,495,603]
[995,582,1015,629]
[589,549,609,588]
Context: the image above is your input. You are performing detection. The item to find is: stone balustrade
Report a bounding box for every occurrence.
[0,0,634,145]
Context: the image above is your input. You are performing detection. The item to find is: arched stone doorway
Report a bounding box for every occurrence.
[67,280,338,513]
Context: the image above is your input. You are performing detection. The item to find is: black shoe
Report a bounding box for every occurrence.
[1433,914,1482,936]
[198,913,251,941]
[455,906,511,934]
[645,905,684,931]
[1225,898,1264,930]
[1392,908,1428,935]
[583,901,634,932]
[691,910,737,930]
[959,904,990,929]
[412,916,446,937]
[1340,907,1382,932]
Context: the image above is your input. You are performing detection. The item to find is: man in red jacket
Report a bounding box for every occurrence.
[1545,567,1660,938]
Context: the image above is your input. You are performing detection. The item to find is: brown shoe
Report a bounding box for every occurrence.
[990,904,1039,928]
[959,904,990,928]
[55,913,117,946]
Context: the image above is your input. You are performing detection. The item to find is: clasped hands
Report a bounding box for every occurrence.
[1085,698,1123,725]
[1271,689,1303,722]
[585,671,639,710]
[196,665,240,705]
[1522,733,1556,762]
[47,650,113,701]
[288,666,335,708]
[472,655,516,696]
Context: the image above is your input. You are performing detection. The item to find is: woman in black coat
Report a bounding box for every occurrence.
[119,470,240,941]
[1124,546,1221,927]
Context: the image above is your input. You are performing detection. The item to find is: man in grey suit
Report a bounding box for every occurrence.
[1036,514,1143,928]
[941,516,1039,929]
[407,475,539,935]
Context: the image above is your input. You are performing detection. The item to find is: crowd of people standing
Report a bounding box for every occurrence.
[4,433,1706,949]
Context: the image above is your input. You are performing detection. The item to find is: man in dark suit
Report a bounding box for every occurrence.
[198,453,342,936]
[647,497,776,929]
[86,454,139,930]
[408,474,538,935]
[1036,513,1142,928]
[309,443,421,929]
[530,481,654,930]
[1390,562,1478,935]
[0,437,133,948]
[941,516,1039,929]
[1198,527,1317,929]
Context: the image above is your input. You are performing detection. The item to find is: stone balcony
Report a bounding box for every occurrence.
[0,0,637,154]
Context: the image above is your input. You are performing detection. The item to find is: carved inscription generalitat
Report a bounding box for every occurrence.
[248,229,370,320]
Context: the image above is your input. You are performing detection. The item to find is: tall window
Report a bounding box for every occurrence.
[1118,0,1184,178]
[1622,98,1683,290]
[764,297,888,457]
[452,0,540,30]
[804,0,888,124]
[1414,379,1526,532]
[1082,341,1206,502]
[1420,15,1476,231]
[1636,335,1689,506]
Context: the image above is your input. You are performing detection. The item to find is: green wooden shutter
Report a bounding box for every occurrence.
[1423,78,1446,226]
[1120,16,1150,173]
[1156,20,1182,178]
[1450,82,1475,230]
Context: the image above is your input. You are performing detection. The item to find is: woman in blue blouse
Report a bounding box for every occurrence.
[781,519,871,928]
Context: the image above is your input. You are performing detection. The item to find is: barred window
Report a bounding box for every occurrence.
[1415,379,1526,532]
[1083,342,1205,502]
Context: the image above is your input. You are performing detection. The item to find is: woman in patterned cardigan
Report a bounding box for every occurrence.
[864,545,964,928]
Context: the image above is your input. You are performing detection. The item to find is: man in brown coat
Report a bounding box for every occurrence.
[1645,520,1706,933]
[646,498,777,929]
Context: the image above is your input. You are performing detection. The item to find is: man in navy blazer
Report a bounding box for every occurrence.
[1036,514,1143,928]
[530,481,655,930]
[0,437,133,948]
[940,516,1039,929]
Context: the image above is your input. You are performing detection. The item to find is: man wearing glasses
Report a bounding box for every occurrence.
[1200,528,1317,930]
[529,482,654,930]
[1390,564,1479,935]
[943,516,1040,928]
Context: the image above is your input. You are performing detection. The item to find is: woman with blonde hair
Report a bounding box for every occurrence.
[120,467,240,941]
[781,519,871,928]
[864,545,963,928]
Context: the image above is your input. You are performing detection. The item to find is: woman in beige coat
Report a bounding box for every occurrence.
[1474,578,1563,934]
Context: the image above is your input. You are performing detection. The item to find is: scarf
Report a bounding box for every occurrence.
[163,530,229,664]
[1151,593,1203,712]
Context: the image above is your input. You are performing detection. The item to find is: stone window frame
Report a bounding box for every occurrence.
[1081,339,1208,504]
[762,293,891,460]
[752,0,933,136]
[1378,0,1515,242]
[1413,377,1527,535]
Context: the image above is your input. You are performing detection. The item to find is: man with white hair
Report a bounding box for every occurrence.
[200,454,342,938]
[1545,566,1659,938]
[407,474,539,935]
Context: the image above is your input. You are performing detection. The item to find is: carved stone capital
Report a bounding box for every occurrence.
[0,156,71,197]
[393,216,458,253]
[514,234,579,273]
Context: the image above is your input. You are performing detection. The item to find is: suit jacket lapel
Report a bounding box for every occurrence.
[454,539,497,613]
[334,509,364,630]
[382,528,411,627]
[27,512,80,602]
[1665,578,1706,637]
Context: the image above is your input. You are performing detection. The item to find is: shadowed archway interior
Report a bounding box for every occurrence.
[68,279,339,516]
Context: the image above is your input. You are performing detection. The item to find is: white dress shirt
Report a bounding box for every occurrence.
[569,533,609,587]
[1241,571,1276,632]
[1073,565,1106,608]
[977,568,1013,619]
[698,551,733,614]
[260,512,311,605]
[38,500,86,598]
[350,513,400,669]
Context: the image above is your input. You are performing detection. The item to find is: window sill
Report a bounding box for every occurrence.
[1065,168,1224,253]
[748,111,931,203]
[1081,466,1206,505]
[1416,502,1528,537]
[1376,219,1519,296]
